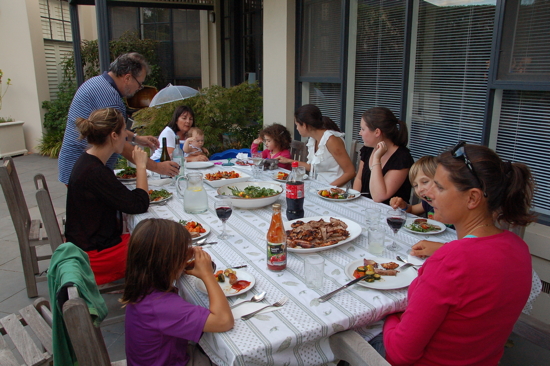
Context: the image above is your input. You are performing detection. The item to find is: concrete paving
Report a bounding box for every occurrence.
[1,153,549,365]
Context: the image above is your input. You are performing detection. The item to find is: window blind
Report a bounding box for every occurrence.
[352,0,406,137]
[495,90,550,216]
[44,41,73,100]
[409,1,495,158]
[309,83,342,128]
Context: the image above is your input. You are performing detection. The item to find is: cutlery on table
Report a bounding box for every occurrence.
[318,274,371,303]
[231,264,248,269]
[342,182,351,199]
[396,256,419,271]
[193,238,218,246]
[230,291,267,309]
[241,297,288,320]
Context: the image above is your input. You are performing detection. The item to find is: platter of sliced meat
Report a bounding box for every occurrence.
[285,216,361,253]
[344,257,418,290]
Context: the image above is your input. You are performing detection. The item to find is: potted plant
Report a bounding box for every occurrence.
[0,69,27,158]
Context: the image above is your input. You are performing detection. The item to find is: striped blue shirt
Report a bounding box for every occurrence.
[58,73,126,184]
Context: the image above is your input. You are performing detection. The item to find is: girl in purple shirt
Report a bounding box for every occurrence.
[121,219,234,366]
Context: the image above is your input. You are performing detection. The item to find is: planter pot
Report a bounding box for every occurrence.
[0,121,28,158]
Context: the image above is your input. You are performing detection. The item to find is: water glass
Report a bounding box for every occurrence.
[368,226,385,255]
[304,255,325,289]
[252,164,262,179]
[365,208,381,229]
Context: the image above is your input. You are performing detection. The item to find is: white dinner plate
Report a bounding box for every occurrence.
[179,220,211,241]
[149,191,173,204]
[195,269,255,297]
[204,170,251,188]
[316,188,361,201]
[402,218,446,235]
[344,257,418,290]
[272,172,308,183]
[186,161,215,169]
[286,216,362,253]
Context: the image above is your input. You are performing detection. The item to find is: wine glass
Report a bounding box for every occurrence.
[215,200,233,239]
[385,208,406,251]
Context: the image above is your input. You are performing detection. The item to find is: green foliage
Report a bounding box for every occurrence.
[132,82,263,155]
[0,117,14,123]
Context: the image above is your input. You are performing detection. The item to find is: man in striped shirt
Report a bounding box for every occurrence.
[58,52,179,184]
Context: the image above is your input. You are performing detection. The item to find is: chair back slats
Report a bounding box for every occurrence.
[0,336,21,366]
[0,314,49,366]
[35,174,64,251]
[349,139,363,171]
[19,304,54,355]
[62,290,112,366]
[1,157,32,242]
[290,140,308,162]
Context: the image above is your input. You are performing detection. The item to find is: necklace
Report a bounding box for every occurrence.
[464,223,491,238]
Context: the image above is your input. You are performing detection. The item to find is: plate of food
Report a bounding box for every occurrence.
[403,218,446,235]
[115,167,137,181]
[178,220,210,241]
[186,161,215,169]
[286,216,361,253]
[204,170,251,188]
[148,189,173,204]
[317,187,361,201]
[195,268,255,297]
[272,171,308,183]
[344,257,418,290]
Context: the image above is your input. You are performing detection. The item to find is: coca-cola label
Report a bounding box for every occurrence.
[286,183,304,199]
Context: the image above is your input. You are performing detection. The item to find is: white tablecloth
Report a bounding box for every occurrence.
[127,165,458,366]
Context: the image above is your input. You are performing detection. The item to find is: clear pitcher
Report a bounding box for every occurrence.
[183,172,208,214]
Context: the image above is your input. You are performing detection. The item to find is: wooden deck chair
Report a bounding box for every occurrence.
[349,139,363,172]
[0,157,53,298]
[290,140,308,162]
[329,330,390,366]
[0,297,53,366]
[34,174,64,252]
[63,286,126,366]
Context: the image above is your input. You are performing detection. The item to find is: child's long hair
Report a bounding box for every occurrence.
[259,123,291,151]
[120,219,192,305]
[408,156,438,184]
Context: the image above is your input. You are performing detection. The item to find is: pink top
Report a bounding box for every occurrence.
[250,143,292,170]
[384,230,531,366]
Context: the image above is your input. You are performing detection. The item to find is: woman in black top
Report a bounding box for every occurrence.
[352,107,414,205]
[65,108,150,285]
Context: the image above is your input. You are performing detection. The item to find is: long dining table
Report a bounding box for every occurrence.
[126,163,458,366]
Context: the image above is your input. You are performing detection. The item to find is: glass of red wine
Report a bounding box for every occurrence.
[386,208,406,251]
[215,200,233,239]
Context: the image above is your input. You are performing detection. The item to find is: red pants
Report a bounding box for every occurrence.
[86,234,130,285]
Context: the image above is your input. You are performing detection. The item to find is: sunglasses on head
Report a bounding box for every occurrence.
[451,141,487,197]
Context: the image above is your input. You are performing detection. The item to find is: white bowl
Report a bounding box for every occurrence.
[217,181,283,209]
[204,169,251,188]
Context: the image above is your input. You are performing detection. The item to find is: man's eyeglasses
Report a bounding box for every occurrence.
[451,141,487,197]
[131,74,144,91]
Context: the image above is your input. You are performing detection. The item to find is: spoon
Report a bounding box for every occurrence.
[230,291,267,309]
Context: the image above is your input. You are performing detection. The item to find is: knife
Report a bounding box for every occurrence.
[318,274,370,303]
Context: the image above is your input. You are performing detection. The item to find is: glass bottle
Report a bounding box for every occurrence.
[172,136,185,180]
[159,137,171,179]
[267,203,287,271]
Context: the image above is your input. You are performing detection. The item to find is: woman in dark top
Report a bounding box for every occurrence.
[352,107,414,205]
[65,108,150,285]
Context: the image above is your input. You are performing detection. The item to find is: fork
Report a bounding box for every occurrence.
[396,256,418,271]
[241,297,288,320]
[342,182,351,199]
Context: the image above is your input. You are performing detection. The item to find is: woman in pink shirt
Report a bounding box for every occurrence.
[251,123,292,170]
[384,142,536,366]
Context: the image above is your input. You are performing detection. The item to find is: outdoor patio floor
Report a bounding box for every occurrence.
[1,153,549,365]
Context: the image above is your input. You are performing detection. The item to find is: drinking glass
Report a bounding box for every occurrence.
[304,255,324,289]
[251,153,263,179]
[368,226,385,255]
[385,208,406,251]
[215,200,233,239]
[365,208,381,230]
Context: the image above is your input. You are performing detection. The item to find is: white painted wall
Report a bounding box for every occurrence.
[262,0,296,132]
[0,0,50,154]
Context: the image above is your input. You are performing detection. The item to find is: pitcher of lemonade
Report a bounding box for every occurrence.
[182,172,208,214]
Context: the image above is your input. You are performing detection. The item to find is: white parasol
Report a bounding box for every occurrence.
[148,84,199,107]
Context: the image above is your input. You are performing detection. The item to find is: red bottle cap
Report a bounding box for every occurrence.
[292,161,299,168]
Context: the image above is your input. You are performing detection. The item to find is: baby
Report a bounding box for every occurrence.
[184,127,209,159]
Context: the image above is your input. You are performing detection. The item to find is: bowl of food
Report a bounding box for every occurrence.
[217,181,283,209]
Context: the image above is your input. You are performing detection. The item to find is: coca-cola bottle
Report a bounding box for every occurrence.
[286,161,304,220]
[267,203,287,271]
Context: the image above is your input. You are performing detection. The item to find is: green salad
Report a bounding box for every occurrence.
[149,189,172,202]
[405,221,441,233]
[116,166,137,178]
[226,186,279,198]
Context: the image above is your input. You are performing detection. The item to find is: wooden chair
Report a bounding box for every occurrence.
[329,330,390,366]
[349,139,363,172]
[0,297,53,366]
[0,157,53,298]
[290,140,308,162]
[63,286,126,366]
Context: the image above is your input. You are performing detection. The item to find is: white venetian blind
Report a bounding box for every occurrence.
[409,1,495,158]
[352,0,406,136]
[309,83,342,128]
[44,41,73,100]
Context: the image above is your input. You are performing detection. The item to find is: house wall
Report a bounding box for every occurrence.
[262,0,296,133]
[0,0,50,154]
